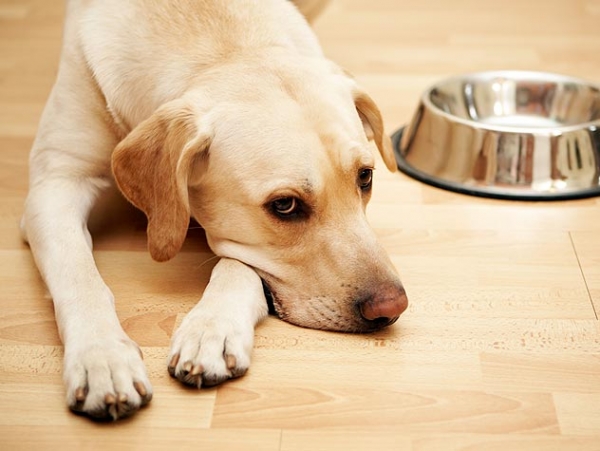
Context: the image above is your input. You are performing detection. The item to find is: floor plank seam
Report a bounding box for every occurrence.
[568,232,597,320]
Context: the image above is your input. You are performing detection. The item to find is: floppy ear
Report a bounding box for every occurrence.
[111,100,212,262]
[353,90,397,172]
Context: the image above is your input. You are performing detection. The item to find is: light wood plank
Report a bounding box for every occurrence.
[481,352,600,393]
[281,430,412,451]
[212,386,559,433]
[411,434,600,451]
[281,432,600,451]
[554,392,600,436]
[0,426,282,451]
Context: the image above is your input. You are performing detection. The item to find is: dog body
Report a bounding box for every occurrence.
[22,0,407,420]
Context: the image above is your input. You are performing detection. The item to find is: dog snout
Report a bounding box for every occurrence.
[358,284,408,328]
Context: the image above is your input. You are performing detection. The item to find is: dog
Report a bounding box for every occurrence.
[22,0,408,420]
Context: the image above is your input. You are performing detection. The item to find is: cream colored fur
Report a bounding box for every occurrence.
[22,0,407,421]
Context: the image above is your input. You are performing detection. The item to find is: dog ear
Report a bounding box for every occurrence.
[353,90,397,172]
[112,100,212,262]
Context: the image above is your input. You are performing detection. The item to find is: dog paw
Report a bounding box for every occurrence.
[167,308,254,388]
[64,336,153,420]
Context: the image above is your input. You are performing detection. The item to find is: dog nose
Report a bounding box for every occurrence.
[359,284,408,327]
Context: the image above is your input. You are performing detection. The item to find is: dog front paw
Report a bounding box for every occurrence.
[64,336,153,420]
[167,308,254,388]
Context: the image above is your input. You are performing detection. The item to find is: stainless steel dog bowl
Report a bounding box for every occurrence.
[393,71,600,200]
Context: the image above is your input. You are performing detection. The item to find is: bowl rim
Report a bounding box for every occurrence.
[392,127,600,201]
[421,70,600,134]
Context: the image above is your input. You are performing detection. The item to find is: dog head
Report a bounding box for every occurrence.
[112,61,408,332]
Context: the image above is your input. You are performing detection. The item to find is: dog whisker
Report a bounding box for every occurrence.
[304,299,369,333]
[305,300,346,330]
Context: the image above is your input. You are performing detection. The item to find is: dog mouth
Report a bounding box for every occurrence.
[261,279,278,315]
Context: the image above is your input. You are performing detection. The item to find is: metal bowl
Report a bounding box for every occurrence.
[393,70,600,200]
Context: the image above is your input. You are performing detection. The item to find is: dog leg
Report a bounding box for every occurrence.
[24,177,153,420]
[22,59,153,419]
[168,258,268,387]
[24,175,154,420]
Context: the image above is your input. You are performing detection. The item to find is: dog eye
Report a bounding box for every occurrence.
[358,168,373,191]
[271,197,299,217]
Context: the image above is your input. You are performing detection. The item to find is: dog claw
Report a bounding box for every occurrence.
[191,364,203,376]
[181,371,203,388]
[225,354,236,370]
[168,351,245,388]
[87,392,138,421]
[75,386,87,402]
[70,386,88,413]
[134,381,147,398]
[168,354,179,376]
[104,393,117,405]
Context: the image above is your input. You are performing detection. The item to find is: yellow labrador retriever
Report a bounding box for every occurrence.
[22,0,408,420]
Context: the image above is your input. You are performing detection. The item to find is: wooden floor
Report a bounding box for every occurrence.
[1,0,600,449]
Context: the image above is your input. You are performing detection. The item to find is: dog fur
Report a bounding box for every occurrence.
[22,0,408,420]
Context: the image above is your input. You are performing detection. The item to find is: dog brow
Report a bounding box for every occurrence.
[300,179,314,195]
